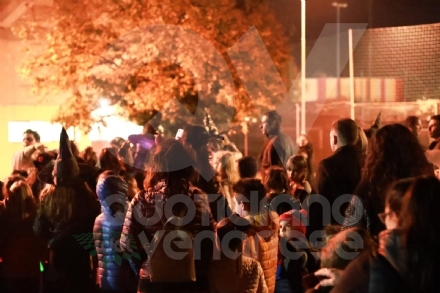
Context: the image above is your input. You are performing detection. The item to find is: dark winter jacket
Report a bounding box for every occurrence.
[341,180,384,237]
[94,175,137,293]
[33,183,100,293]
[330,229,410,293]
[120,179,215,293]
[93,213,138,293]
[260,132,296,179]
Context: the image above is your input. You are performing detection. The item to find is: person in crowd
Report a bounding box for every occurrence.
[93,173,137,293]
[428,114,440,150]
[265,166,290,202]
[238,156,258,179]
[343,124,432,237]
[297,134,315,187]
[234,178,279,293]
[2,173,27,202]
[12,129,45,173]
[182,124,225,221]
[110,137,126,152]
[120,139,215,293]
[118,139,136,171]
[362,112,381,139]
[128,110,162,171]
[81,146,99,167]
[0,181,3,201]
[222,135,243,160]
[368,176,440,293]
[209,215,268,293]
[286,155,312,204]
[264,166,299,216]
[33,128,100,293]
[208,137,222,169]
[0,180,45,293]
[404,115,422,138]
[278,209,309,293]
[27,152,57,203]
[309,227,374,293]
[70,140,85,163]
[217,151,240,213]
[327,177,420,293]
[133,171,145,192]
[355,126,369,166]
[204,108,242,168]
[11,169,29,177]
[313,119,362,237]
[99,147,126,175]
[122,173,139,202]
[259,111,296,181]
[425,115,440,171]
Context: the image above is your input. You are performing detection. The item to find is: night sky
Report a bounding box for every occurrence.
[268,0,440,75]
[271,0,440,42]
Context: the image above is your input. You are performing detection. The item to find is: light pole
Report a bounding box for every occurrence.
[332,2,348,97]
[301,0,306,134]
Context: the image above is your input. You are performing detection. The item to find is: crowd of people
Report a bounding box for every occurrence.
[1,110,440,293]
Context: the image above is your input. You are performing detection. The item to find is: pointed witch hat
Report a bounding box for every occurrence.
[37,128,100,187]
[364,111,382,139]
[52,127,80,185]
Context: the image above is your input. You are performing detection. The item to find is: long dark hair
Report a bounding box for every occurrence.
[5,180,36,223]
[359,124,432,202]
[39,179,97,224]
[399,176,440,292]
[99,147,125,174]
[385,178,415,216]
[264,166,289,193]
[143,139,197,192]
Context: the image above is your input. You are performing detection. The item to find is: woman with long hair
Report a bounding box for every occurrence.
[387,176,440,292]
[264,166,298,216]
[296,134,315,186]
[0,180,44,293]
[314,178,415,292]
[120,139,215,293]
[286,155,313,203]
[216,152,240,213]
[99,147,126,175]
[33,128,100,293]
[343,123,432,237]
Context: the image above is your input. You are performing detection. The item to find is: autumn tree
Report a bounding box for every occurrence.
[14,0,295,134]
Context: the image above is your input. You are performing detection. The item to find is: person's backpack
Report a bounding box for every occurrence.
[149,208,196,283]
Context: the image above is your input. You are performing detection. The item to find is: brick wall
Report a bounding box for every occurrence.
[350,23,440,102]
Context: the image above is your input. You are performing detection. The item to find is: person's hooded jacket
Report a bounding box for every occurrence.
[94,175,137,293]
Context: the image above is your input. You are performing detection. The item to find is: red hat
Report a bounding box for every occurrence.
[279,209,308,235]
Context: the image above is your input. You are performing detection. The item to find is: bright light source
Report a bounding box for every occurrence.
[99,99,109,108]
[92,99,114,118]
[244,117,250,122]
[252,118,258,123]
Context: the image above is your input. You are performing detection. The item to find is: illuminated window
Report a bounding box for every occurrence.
[8,121,75,143]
